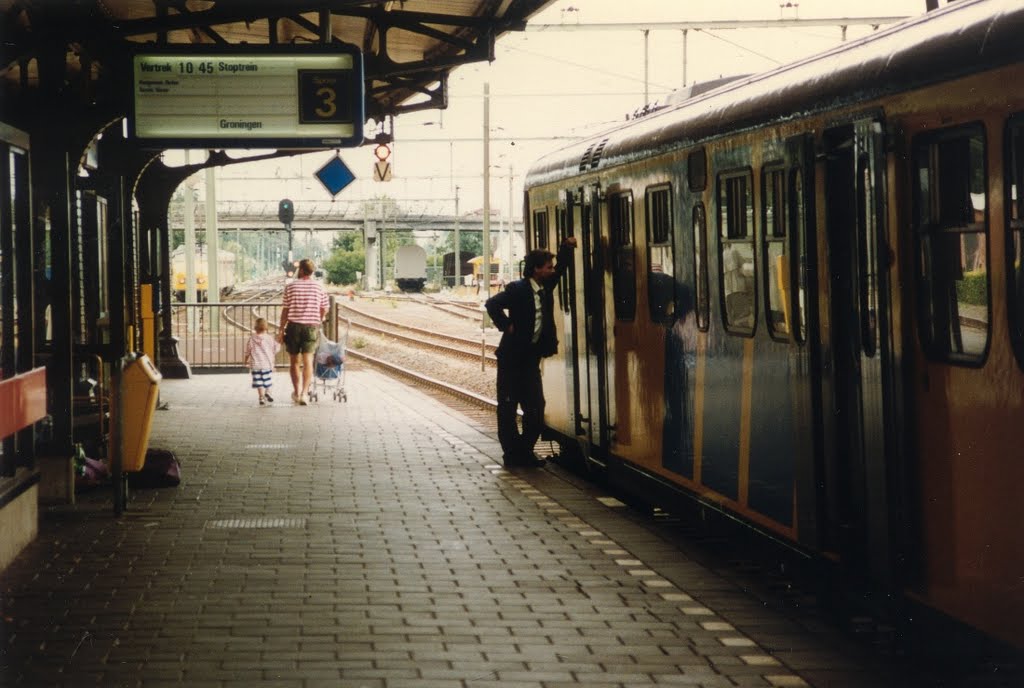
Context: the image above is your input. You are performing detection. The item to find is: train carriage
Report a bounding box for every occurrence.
[524,0,1024,649]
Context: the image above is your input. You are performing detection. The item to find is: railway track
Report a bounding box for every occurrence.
[345,349,497,426]
[411,293,487,322]
[339,302,497,364]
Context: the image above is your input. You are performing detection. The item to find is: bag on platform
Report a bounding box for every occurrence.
[127,448,181,488]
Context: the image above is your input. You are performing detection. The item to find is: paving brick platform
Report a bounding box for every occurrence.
[1,370,923,686]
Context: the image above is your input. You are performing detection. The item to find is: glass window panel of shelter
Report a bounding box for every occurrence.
[693,203,710,331]
[555,204,570,310]
[913,125,989,362]
[610,191,636,321]
[1009,118,1024,368]
[718,171,756,335]
[762,166,790,339]
[73,191,88,344]
[532,209,549,250]
[646,185,675,323]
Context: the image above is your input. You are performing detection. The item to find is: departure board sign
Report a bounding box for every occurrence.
[129,46,364,149]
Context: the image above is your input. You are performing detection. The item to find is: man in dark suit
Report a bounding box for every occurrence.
[485,237,577,467]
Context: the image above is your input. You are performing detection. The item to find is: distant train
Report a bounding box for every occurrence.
[469,255,504,288]
[525,0,1024,649]
[442,251,476,287]
[171,246,236,302]
[394,244,427,292]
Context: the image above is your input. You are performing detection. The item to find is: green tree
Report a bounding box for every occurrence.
[323,249,364,285]
[446,230,483,257]
[332,231,362,252]
[323,230,364,285]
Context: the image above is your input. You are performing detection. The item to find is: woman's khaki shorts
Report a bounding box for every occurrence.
[284,322,319,355]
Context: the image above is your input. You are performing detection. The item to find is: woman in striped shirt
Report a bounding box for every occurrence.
[277,258,329,405]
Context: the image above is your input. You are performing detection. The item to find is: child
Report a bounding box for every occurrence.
[243,317,279,405]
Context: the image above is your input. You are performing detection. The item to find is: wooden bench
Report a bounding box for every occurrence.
[0,367,47,444]
[0,366,46,571]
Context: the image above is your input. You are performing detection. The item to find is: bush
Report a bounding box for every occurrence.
[955,270,988,306]
[324,249,364,285]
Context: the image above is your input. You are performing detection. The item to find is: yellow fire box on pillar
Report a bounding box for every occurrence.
[113,355,162,471]
[140,283,157,361]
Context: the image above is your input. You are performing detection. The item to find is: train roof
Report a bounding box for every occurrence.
[525,0,1024,188]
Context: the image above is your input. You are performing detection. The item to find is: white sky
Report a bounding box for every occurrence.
[189,0,930,222]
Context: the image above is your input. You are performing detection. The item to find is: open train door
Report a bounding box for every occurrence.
[820,118,899,583]
[570,182,612,466]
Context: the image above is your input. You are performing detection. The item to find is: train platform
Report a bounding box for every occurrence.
[0,370,978,687]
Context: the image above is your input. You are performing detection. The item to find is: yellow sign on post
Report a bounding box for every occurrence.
[140,283,156,361]
[374,160,392,181]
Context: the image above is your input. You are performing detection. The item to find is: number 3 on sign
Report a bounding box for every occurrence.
[298,70,351,124]
[315,87,337,118]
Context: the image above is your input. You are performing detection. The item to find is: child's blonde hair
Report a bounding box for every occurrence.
[254,317,268,333]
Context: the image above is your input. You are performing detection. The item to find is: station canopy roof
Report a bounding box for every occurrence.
[0,0,556,126]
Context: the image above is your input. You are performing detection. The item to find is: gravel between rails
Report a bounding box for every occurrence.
[339,294,499,399]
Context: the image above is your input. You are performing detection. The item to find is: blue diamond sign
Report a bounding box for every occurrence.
[314,155,356,196]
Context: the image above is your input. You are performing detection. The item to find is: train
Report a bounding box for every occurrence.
[524,0,1023,650]
[394,244,427,292]
[171,245,236,302]
[442,250,476,287]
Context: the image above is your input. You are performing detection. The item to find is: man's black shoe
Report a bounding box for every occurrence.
[517,452,547,468]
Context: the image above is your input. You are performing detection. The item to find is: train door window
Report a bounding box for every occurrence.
[857,146,880,358]
[693,203,710,331]
[718,170,756,335]
[610,191,636,321]
[1008,117,1024,368]
[790,168,808,344]
[688,148,707,192]
[532,209,549,250]
[555,204,570,311]
[912,124,989,362]
[646,185,674,324]
[762,165,790,339]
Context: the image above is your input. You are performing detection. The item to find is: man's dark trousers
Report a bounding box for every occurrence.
[495,352,543,462]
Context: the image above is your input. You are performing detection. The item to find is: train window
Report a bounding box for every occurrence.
[693,203,710,331]
[646,186,675,324]
[762,166,790,339]
[555,204,570,311]
[718,170,756,335]
[1008,119,1024,367]
[532,209,549,250]
[912,125,989,362]
[790,168,808,344]
[858,153,879,358]
[610,191,636,321]
[688,148,707,192]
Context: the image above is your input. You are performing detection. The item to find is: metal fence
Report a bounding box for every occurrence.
[169,302,289,370]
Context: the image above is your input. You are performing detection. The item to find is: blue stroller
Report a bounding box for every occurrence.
[310,324,348,403]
